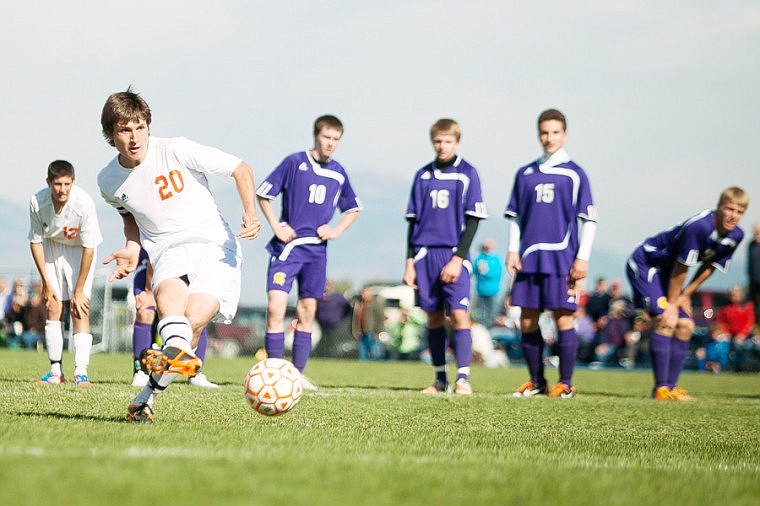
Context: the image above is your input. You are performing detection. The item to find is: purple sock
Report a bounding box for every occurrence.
[195,328,208,362]
[427,326,448,384]
[265,332,285,359]
[291,330,312,372]
[667,338,689,388]
[557,328,578,386]
[521,330,545,386]
[452,328,472,369]
[649,332,671,388]
[133,322,153,361]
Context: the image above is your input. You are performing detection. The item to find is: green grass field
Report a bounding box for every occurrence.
[1,349,758,506]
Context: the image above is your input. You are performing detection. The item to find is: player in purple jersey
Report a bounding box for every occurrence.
[505,109,597,399]
[403,118,487,395]
[626,187,748,401]
[130,248,217,388]
[256,115,361,390]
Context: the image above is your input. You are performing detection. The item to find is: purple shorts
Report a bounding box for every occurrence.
[413,247,472,313]
[626,256,689,318]
[510,272,577,312]
[266,255,326,299]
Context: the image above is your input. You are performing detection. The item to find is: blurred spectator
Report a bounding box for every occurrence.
[386,307,424,360]
[706,284,755,372]
[490,295,522,360]
[316,280,351,353]
[0,277,10,345]
[18,281,46,350]
[5,278,30,348]
[748,223,760,329]
[472,238,503,328]
[608,278,634,319]
[574,304,597,363]
[590,300,632,369]
[352,287,386,361]
[586,277,611,323]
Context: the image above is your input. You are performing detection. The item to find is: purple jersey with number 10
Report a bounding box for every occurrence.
[256,151,362,262]
[406,156,487,249]
[504,149,596,276]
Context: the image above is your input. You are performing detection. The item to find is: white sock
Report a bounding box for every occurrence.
[45,320,64,375]
[157,316,193,352]
[457,366,471,378]
[73,333,93,376]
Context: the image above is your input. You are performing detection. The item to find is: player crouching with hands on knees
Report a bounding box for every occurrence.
[626,186,748,401]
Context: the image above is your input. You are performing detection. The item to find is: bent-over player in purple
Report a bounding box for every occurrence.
[626,187,748,401]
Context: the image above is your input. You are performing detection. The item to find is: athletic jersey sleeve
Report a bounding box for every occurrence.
[28,193,44,243]
[256,156,291,200]
[171,137,242,178]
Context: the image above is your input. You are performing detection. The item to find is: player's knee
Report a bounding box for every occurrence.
[675,319,695,341]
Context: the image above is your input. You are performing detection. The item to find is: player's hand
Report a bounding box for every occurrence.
[658,304,679,332]
[103,245,140,281]
[317,224,338,241]
[440,257,463,284]
[402,260,417,289]
[506,252,522,277]
[70,290,90,319]
[238,214,261,240]
[569,258,588,283]
[41,285,60,313]
[274,223,297,243]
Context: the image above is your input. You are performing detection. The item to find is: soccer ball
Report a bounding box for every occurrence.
[244,358,303,416]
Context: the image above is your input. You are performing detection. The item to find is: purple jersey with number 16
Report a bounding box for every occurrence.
[405,156,487,248]
[256,150,362,263]
[504,149,596,276]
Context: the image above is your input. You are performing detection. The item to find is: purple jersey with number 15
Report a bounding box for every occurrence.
[504,149,596,276]
[256,150,362,262]
[405,156,487,249]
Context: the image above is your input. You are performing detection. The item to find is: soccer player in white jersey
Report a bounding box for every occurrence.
[256,115,361,390]
[29,160,103,386]
[97,87,261,423]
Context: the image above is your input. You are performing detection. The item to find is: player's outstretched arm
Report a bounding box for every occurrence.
[103,214,142,281]
[232,162,261,240]
[257,196,296,243]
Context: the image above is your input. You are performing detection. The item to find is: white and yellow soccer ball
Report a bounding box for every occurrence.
[244,358,303,416]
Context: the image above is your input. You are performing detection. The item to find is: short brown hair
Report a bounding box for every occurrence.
[313,115,344,137]
[101,86,152,146]
[47,160,75,182]
[718,186,749,209]
[430,118,461,141]
[537,109,567,131]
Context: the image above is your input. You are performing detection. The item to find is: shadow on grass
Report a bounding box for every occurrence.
[15,410,124,423]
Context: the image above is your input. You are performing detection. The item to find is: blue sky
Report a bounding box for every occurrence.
[1,1,758,305]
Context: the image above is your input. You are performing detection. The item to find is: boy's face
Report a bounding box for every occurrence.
[714,200,746,235]
[47,175,74,206]
[538,119,568,155]
[432,133,459,163]
[312,126,342,162]
[111,118,150,168]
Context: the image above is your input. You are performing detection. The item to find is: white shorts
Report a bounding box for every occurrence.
[41,241,96,301]
[151,240,242,322]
